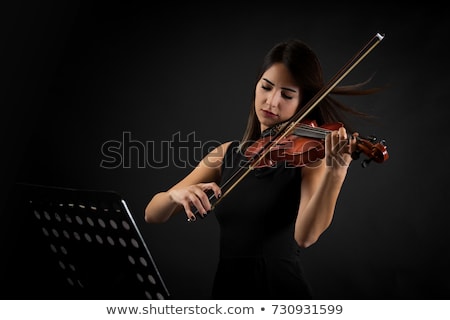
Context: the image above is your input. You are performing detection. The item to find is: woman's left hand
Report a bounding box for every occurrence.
[325,126,358,169]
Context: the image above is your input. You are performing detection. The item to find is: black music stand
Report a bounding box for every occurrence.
[2,183,170,300]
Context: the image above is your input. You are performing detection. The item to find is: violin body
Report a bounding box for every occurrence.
[245,120,388,168]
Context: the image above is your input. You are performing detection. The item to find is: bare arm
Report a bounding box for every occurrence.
[295,126,355,247]
[144,141,232,223]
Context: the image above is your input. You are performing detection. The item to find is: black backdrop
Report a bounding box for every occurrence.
[1,2,450,299]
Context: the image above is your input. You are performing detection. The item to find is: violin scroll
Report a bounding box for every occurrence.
[352,135,389,168]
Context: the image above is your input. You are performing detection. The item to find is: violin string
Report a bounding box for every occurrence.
[295,124,331,136]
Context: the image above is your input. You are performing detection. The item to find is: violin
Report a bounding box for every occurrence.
[189,33,386,220]
[244,120,389,168]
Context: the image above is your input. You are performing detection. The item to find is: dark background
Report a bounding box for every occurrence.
[1,2,449,299]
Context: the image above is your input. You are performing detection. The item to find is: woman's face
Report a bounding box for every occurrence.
[254,62,301,132]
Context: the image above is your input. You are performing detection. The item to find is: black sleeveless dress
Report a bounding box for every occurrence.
[211,140,312,299]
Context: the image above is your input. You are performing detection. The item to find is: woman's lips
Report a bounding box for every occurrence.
[262,109,278,118]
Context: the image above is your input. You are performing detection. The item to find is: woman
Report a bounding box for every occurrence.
[144,39,378,299]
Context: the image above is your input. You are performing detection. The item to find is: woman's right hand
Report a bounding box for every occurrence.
[168,182,222,221]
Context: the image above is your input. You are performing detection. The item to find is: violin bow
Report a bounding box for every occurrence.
[194,32,385,218]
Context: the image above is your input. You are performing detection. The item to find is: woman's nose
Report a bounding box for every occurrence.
[266,90,281,107]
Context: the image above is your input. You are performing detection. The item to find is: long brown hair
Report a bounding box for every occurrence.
[239,39,381,150]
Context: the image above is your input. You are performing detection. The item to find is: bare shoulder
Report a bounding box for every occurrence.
[168,141,234,189]
[199,141,235,170]
[168,141,236,188]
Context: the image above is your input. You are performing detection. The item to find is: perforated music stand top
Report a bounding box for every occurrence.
[11,183,170,300]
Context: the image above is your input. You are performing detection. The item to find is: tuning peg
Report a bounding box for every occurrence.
[361,158,372,168]
[351,150,361,160]
[365,135,377,143]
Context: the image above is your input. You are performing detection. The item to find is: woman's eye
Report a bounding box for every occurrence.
[282,92,293,99]
[261,85,271,91]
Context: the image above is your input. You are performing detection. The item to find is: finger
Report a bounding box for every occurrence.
[202,182,222,199]
[178,187,208,220]
[325,132,332,166]
[182,201,196,222]
[336,127,352,155]
[338,126,347,140]
[348,132,359,154]
[332,130,340,145]
[188,191,209,215]
[331,130,342,155]
[329,130,350,167]
[195,186,215,212]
